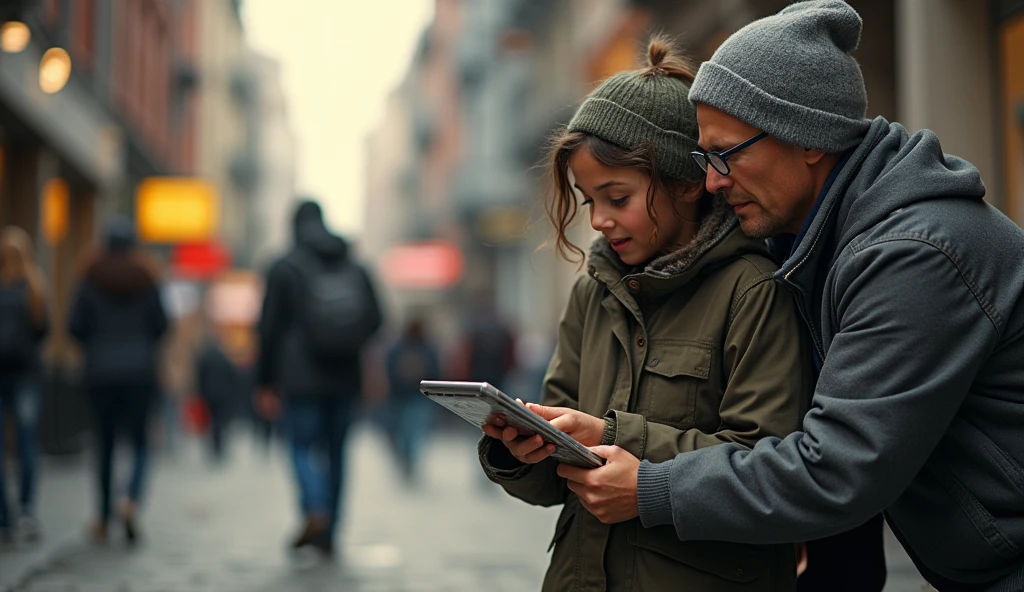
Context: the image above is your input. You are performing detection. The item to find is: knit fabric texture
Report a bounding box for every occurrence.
[689,0,872,152]
[568,68,702,180]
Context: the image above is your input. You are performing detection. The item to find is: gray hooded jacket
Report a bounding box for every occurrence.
[637,117,1024,589]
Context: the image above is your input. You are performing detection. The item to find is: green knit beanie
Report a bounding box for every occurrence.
[567,62,702,180]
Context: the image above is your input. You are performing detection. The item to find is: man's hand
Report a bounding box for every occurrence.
[255,388,281,421]
[525,403,606,447]
[557,445,640,524]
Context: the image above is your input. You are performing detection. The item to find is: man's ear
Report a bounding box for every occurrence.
[803,147,828,166]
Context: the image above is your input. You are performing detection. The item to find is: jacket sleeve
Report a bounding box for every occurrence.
[256,260,292,388]
[150,285,169,339]
[636,240,993,543]
[68,283,93,344]
[608,276,811,463]
[360,265,384,338]
[478,276,590,507]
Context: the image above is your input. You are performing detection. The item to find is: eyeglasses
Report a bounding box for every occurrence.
[690,131,769,176]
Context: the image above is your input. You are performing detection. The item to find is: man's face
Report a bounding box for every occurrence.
[696,105,820,238]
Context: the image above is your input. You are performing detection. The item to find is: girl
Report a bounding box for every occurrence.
[479,37,812,591]
[0,226,48,543]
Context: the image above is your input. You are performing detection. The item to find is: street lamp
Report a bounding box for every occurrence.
[0,20,30,53]
[39,46,71,94]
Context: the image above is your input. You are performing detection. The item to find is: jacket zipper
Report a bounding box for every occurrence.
[782,279,826,362]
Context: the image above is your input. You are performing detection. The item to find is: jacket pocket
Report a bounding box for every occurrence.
[629,524,778,588]
[548,503,576,552]
[542,503,579,592]
[642,340,712,428]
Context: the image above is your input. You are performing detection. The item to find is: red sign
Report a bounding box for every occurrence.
[380,241,464,289]
[171,241,232,280]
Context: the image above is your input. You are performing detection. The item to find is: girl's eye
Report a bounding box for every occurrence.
[610,196,628,207]
[580,198,593,207]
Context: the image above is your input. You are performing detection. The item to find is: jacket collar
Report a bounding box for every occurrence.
[775,117,888,293]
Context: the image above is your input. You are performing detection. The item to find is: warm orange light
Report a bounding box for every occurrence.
[42,178,69,245]
[39,47,71,93]
[136,177,218,243]
[0,22,30,53]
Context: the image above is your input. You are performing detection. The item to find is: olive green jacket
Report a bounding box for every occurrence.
[479,203,813,591]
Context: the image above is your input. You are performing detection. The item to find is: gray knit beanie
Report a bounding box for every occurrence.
[567,55,702,180]
[688,0,871,152]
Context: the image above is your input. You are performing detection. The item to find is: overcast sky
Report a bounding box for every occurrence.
[243,0,434,238]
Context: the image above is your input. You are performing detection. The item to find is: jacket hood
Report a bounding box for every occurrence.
[84,251,157,297]
[782,117,986,279]
[588,196,769,294]
[293,200,348,262]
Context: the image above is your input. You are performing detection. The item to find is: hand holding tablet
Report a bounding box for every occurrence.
[420,380,605,468]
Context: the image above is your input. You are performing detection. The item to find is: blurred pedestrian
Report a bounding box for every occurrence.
[478,36,811,591]
[384,317,440,484]
[0,226,48,544]
[256,199,382,557]
[69,216,168,544]
[195,328,249,463]
[460,296,516,388]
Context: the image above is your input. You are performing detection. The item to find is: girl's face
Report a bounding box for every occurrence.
[568,145,694,266]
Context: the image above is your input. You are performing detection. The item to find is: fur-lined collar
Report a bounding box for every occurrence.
[587,196,739,281]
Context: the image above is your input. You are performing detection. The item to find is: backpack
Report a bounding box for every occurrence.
[289,253,375,358]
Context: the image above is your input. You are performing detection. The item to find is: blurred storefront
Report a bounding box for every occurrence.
[0,0,199,453]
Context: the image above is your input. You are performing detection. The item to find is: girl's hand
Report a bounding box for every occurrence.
[481,421,556,464]
[525,403,606,447]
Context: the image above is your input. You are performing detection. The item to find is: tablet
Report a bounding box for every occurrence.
[420,380,605,469]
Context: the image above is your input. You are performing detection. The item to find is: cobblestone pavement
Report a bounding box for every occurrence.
[1,422,932,591]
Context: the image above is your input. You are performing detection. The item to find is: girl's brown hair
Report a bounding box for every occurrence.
[545,34,704,264]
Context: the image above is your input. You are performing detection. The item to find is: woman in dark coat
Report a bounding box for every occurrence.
[0,226,48,543]
[69,217,168,543]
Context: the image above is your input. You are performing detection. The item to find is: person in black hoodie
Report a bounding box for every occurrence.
[0,226,48,544]
[256,199,382,557]
[69,216,168,544]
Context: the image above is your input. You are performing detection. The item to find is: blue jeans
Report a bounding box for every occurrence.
[89,386,153,522]
[0,377,42,528]
[284,399,354,542]
[390,395,434,480]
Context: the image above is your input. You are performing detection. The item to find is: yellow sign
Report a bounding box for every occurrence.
[42,178,69,245]
[136,177,218,243]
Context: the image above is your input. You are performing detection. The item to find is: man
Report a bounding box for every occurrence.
[553,2,1024,591]
[256,200,382,556]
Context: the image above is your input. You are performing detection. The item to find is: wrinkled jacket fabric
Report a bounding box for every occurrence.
[637,117,1024,590]
[480,202,812,591]
[256,213,382,400]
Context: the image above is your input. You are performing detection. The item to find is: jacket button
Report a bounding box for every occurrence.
[626,279,640,291]
[637,337,645,347]
[649,358,659,367]
[735,568,744,578]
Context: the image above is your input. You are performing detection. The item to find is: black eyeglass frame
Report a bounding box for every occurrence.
[690,131,769,176]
